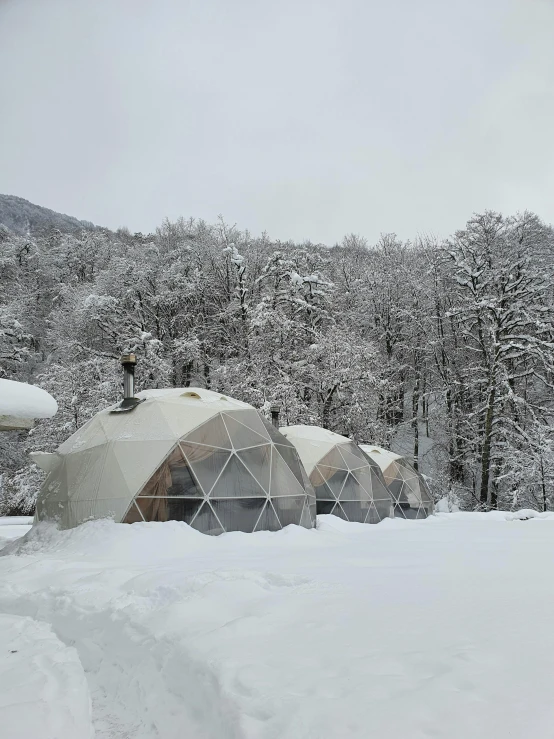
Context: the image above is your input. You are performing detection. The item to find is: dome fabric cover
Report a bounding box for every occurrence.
[33,388,316,533]
[280,425,393,524]
[359,445,434,519]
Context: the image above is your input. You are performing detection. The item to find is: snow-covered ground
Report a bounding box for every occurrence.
[1,512,554,738]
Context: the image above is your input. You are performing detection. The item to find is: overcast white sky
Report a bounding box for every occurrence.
[1,0,553,243]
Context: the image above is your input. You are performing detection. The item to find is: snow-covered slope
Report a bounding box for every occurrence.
[0,194,98,235]
[1,513,554,738]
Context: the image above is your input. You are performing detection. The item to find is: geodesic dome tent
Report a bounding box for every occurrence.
[280,425,393,523]
[32,388,316,534]
[359,445,434,519]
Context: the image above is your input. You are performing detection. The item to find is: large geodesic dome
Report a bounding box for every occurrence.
[32,388,316,534]
[280,425,393,523]
[360,445,434,519]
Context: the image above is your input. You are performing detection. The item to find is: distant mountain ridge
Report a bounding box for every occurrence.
[0,194,99,236]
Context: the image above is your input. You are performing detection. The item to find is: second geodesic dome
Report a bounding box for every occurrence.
[360,445,434,519]
[280,425,393,523]
[32,388,316,534]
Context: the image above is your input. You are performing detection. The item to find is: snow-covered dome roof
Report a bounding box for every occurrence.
[358,444,401,471]
[0,379,57,431]
[34,388,316,533]
[279,425,353,476]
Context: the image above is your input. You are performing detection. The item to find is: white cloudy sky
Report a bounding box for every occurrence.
[1,0,553,243]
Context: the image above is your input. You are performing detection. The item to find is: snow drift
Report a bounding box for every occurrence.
[2,513,554,738]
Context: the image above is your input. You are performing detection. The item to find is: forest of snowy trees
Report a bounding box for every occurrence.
[1,209,554,514]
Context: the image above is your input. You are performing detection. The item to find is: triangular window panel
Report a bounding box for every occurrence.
[351,467,373,496]
[368,473,393,504]
[211,498,266,533]
[210,454,265,498]
[388,479,408,505]
[181,443,230,495]
[313,479,334,502]
[222,414,270,450]
[254,501,282,532]
[237,445,271,494]
[224,410,271,441]
[184,415,232,449]
[169,458,203,497]
[272,495,305,528]
[339,473,370,501]
[259,417,295,447]
[139,447,202,498]
[274,444,304,487]
[136,496,203,523]
[318,446,348,470]
[365,503,381,524]
[338,444,369,470]
[317,466,348,499]
[340,501,368,523]
[270,447,305,497]
[190,502,224,535]
[374,498,393,521]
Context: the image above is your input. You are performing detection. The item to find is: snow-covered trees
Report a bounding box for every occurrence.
[1,208,553,513]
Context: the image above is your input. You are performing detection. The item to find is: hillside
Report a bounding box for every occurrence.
[0,194,98,236]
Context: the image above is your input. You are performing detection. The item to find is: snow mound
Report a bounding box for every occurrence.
[0,518,211,560]
[0,614,94,739]
[435,496,461,512]
[0,378,57,419]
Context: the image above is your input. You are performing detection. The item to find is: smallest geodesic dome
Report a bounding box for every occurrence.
[280,425,394,523]
[360,445,434,519]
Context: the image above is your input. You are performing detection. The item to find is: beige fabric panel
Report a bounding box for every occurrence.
[67,497,130,528]
[57,418,108,455]
[110,439,176,496]
[283,436,333,476]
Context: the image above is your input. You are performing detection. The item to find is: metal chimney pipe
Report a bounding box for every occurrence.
[270,403,281,428]
[121,353,136,399]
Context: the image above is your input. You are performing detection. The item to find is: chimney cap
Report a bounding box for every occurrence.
[270,403,281,413]
[120,353,136,365]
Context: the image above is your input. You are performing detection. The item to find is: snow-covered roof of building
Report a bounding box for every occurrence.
[0,379,57,431]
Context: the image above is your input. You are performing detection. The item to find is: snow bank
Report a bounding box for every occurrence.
[0,614,94,739]
[0,379,57,419]
[2,512,554,738]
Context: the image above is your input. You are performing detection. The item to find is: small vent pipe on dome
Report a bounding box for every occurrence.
[270,403,281,428]
[110,353,144,413]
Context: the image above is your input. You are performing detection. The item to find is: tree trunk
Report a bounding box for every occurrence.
[480,386,496,506]
[540,455,547,512]
[412,375,420,471]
